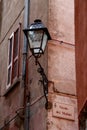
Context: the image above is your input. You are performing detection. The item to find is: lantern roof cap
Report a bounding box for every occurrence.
[23,19,51,40]
[29,19,45,30]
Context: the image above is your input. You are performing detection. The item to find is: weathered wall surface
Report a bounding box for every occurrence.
[48,0,78,129]
[75,0,87,114]
[28,0,48,130]
[47,94,78,130]
[0,0,24,43]
[0,0,3,35]
[0,0,79,130]
[48,41,78,130]
[0,0,24,129]
[48,0,75,44]
[0,0,49,129]
[48,42,76,95]
[29,0,48,26]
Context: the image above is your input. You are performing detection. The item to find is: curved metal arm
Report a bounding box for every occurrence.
[35,59,48,109]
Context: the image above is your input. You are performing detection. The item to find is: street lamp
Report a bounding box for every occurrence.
[23,19,51,58]
[23,19,51,109]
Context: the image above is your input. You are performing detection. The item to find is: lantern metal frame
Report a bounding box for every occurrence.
[23,19,51,58]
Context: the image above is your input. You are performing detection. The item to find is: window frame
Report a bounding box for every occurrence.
[7,25,21,89]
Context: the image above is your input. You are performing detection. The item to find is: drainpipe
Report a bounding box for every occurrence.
[22,0,30,130]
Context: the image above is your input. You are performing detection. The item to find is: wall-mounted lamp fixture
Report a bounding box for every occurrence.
[23,19,51,58]
[23,19,51,109]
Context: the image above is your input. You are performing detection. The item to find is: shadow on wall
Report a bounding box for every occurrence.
[0,0,3,36]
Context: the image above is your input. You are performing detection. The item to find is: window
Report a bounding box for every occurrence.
[7,26,21,88]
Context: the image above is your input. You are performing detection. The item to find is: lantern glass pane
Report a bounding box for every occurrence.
[42,33,48,52]
[28,30,43,50]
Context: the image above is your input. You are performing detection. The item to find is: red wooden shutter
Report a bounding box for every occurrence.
[12,28,19,81]
[12,24,21,82]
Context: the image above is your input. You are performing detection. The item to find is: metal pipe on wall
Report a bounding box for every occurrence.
[22,0,30,130]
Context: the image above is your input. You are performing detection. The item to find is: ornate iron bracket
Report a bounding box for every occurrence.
[35,59,49,109]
